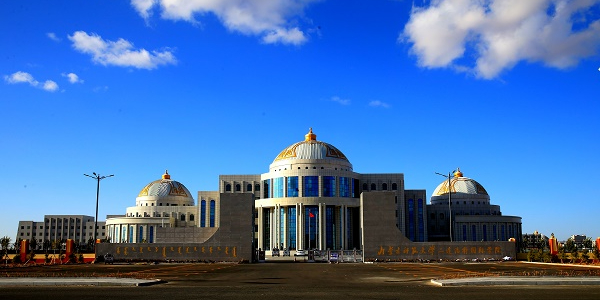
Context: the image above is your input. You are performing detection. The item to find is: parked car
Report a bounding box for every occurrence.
[294,249,307,256]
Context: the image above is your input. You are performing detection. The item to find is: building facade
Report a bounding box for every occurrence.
[16,215,106,248]
[204,129,427,253]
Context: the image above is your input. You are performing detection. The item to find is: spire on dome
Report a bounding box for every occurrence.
[305,128,317,141]
[454,168,463,177]
[162,170,171,180]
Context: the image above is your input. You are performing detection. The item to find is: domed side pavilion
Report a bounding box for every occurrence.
[106,171,198,243]
[427,168,522,242]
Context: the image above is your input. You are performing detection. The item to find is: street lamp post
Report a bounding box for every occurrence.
[84,172,113,250]
[435,171,453,242]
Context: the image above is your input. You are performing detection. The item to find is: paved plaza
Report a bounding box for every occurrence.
[1,262,600,299]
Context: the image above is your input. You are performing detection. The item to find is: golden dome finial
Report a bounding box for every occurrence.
[305,128,317,141]
[454,168,463,177]
[162,170,171,180]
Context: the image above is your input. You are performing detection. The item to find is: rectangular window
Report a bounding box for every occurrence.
[339,177,350,197]
[323,176,336,197]
[263,179,270,199]
[287,177,298,197]
[407,199,415,241]
[273,177,284,198]
[303,176,319,197]
[287,207,296,250]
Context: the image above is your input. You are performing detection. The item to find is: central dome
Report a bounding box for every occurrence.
[273,128,349,163]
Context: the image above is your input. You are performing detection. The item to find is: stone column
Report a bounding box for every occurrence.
[257,207,264,250]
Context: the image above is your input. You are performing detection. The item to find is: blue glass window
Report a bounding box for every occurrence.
[463,225,467,241]
[493,225,497,241]
[262,208,270,250]
[138,226,144,243]
[417,199,424,242]
[149,226,154,243]
[128,226,134,243]
[280,207,285,249]
[472,225,477,241]
[287,176,298,197]
[326,206,335,249]
[339,177,350,197]
[323,176,336,197]
[273,177,284,198]
[263,179,270,198]
[483,225,487,241]
[200,200,206,227]
[303,176,319,197]
[408,199,415,241]
[501,225,505,241]
[210,200,215,227]
[305,207,318,249]
[287,207,296,250]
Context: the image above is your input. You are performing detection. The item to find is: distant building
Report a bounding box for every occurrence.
[427,169,522,244]
[521,231,548,250]
[16,215,106,248]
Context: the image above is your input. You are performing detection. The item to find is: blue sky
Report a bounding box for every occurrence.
[1,0,599,242]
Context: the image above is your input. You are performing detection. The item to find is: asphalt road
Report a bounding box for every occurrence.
[2,261,600,299]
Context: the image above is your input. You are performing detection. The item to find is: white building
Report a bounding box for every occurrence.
[16,215,106,248]
[106,171,198,243]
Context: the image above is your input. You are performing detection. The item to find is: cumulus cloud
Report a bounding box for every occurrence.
[47,32,60,42]
[68,31,176,69]
[62,72,84,84]
[4,71,59,92]
[330,96,350,105]
[369,100,390,108]
[130,0,317,45]
[403,0,600,79]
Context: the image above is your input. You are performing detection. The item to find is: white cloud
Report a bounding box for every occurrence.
[369,100,390,108]
[4,71,59,92]
[130,0,316,45]
[47,32,60,42]
[402,0,600,79]
[68,31,177,69]
[62,72,84,84]
[330,96,350,105]
[42,80,59,92]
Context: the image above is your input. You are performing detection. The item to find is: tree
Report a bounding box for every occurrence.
[557,246,568,263]
[1,236,11,263]
[583,238,593,250]
[565,238,577,253]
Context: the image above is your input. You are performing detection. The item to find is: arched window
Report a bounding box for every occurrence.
[371,183,376,191]
[225,184,231,192]
[180,214,186,221]
[247,184,252,191]
[439,213,445,220]
[255,184,260,191]
[392,183,398,190]
[149,226,154,243]
[200,200,206,227]
[362,183,368,191]
[210,200,216,227]
[138,226,144,243]
[189,214,195,221]
[235,184,241,192]
[382,183,388,190]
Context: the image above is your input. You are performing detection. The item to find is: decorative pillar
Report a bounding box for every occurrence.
[257,207,264,250]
